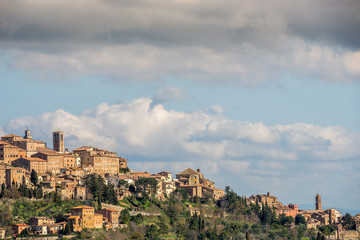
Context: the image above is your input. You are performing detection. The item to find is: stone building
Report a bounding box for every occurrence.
[275,204,299,218]
[316,193,322,210]
[32,149,63,175]
[175,168,224,200]
[53,131,64,153]
[5,167,29,187]
[0,165,6,186]
[12,223,30,236]
[12,157,48,175]
[63,152,79,168]
[73,146,121,175]
[97,208,119,229]
[0,228,5,239]
[68,205,103,231]
[0,140,27,164]
[248,192,283,208]
[1,130,47,157]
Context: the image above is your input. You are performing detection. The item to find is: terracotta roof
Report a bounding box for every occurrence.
[36,148,60,155]
[177,168,199,175]
[1,134,21,138]
[73,146,94,151]
[14,223,29,226]
[103,208,118,212]
[20,157,47,162]
[71,205,94,210]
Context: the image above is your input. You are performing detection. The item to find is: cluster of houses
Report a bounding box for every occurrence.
[10,205,120,237]
[0,130,225,237]
[0,130,224,201]
[247,192,360,237]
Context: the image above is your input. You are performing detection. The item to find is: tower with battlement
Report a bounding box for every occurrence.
[24,129,32,139]
[53,131,64,153]
[315,193,322,210]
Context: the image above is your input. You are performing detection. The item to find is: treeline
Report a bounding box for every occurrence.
[115,186,329,240]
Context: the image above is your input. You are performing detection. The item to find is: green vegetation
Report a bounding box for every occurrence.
[83,174,118,205]
[12,197,82,221]
[0,176,352,240]
[31,169,38,185]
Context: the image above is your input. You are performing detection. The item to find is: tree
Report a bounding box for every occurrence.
[64,221,73,235]
[31,169,38,185]
[260,203,272,225]
[246,231,251,240]
[145,224,159,239]
[295,214,307,225]
[136,177,158,199]
[129,184,135,193]
[319,225,336,236]
[280,214,294,226]
[117,180,128,188]
[131,213,143,224]
[175,223,185,238]
[120,209,130,224]
[342,213,356,230]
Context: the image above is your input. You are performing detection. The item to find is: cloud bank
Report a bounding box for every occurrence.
[1,0,359,84]
[3,98,360,207]
[6,98,359,163]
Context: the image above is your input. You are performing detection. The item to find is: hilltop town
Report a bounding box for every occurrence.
[0,130,359,239]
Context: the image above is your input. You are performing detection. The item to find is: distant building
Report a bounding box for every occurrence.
[175,168,224,200]
[0,228,5,239]
[247,192,283,208]
[1,130,47,157]
[68,205,104,231]
[276,204,299,218]
[73,146,121,175]
[53,131,64,153]
[32,149,63,175]
[98,208,119,229]
[0,140,27,164]
[6,167,29,187]
[12,223,30,236]
[316,193,322,210]
[12,157,48,175]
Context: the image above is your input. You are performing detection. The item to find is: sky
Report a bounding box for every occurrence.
[0,0,359,210]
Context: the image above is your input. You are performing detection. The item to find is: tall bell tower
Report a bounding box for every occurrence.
[53,131,64,153]
[315,193,322,210]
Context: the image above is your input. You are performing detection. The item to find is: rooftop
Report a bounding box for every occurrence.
[177,168,199,175]
[1,134,21,138]
[71,205,94,210]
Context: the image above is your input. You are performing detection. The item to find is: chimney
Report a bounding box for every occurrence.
[267,192,270,197]
[197,168,201,173]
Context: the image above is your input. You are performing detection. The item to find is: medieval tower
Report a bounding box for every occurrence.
[315,193,322,210]
[53,131,64,153]
[24,129,32,139]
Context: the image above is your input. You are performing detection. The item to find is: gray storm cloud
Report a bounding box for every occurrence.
[1,0,359,84]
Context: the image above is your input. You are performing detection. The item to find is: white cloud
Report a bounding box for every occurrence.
[4,98,359,164]
[0,126,4,137]
[343,51,360,76]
